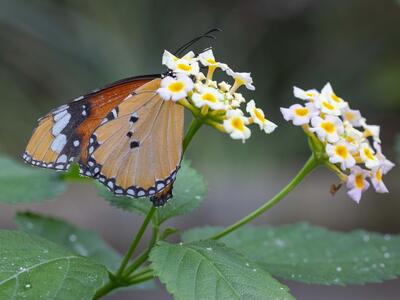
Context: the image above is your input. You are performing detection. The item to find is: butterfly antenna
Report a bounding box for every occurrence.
[174,28,222,56]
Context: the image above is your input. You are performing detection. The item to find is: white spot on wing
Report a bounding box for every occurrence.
[57,154,67,163]
[52,113,71,136]
[53,110,67,122]
[51,134,67,153]
[73,140,80,147]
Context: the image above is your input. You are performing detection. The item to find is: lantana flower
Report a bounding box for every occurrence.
[281,83,394,203]
[246,100,277,133]
[280,103,318,126]
[157,74,194,101]
[223,110,251,142]
[162,50,200,75]
[226,69,255,92]
[310,115,344,143]
[192,87,226,110]
[293,86,319,101]
[346,166,370,203]
[157,48,277,143]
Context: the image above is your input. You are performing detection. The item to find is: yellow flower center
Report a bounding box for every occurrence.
[201,92,217,103]
[344,112,354,121]
[375,168,382,182]
[363,147,375,161]
[177,63,192,71]
[254,108,265,122]
[294,107,309,117]
[306,92,314,98]
[331,93,342,103]
[346,136,355,144]
[355,174,365,189]
[231,117,245,132]
[321,121,335,134]
[335,145,348,159]
[168,81,185,93]
[207,58,217,65]
[322,101,335,111]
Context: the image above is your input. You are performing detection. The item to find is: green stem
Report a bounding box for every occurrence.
[115,207,156,277]
[183,118,203,153]
[123,220,159,276]
[93,279,115,300]
[127,274,155,285]
[127,267,153,281]
[210,154,320,240]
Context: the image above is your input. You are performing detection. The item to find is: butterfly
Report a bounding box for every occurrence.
[22,29,220,206]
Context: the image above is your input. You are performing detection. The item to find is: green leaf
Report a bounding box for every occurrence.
[15,212,156,291]
[0,155,66,204]
[98,160,207,224]
[182,224,400,285]
[0,230,107,300]
[15,212,121,272]
[149,240,293,300]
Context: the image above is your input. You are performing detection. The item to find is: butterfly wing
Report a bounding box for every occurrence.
[23,75,158,170]
[82,78,184,206]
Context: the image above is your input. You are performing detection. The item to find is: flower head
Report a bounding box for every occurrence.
[281,82,394,203]
[157,74,194,101]
[157,47,277,143]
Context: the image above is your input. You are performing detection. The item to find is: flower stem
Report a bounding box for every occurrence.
[210,154,320,240]
[115,207,156,277]
[183,118,203,153]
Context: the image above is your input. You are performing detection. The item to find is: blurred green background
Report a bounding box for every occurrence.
[0,0,399,299]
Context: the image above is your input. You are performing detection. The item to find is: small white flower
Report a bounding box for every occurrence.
[218,81,231,92]
[373,141,395,174]
[192,87,226,110]
[310,115,344,143]
[226,69,255,91]
[346,166,370,203]
[223,110,251,142]
[161,50,199,75]
[342,107,363,127]
[280,103,318,126]
[343,123,364,147]
[321,83,348,110]
[359,143,380,169]
[198,49,228,70]
[246,100,277,134]
[326,142,356,170]
[293,86,319,101]
[314,94,342,116]
[157,74,194,101]
[361,119,381,143]
[370,167,388,193]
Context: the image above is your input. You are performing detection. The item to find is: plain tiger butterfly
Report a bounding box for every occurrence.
[22,29,220,206]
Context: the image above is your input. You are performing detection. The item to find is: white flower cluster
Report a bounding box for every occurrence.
[281,83,394,203]
[157,49,277,142]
